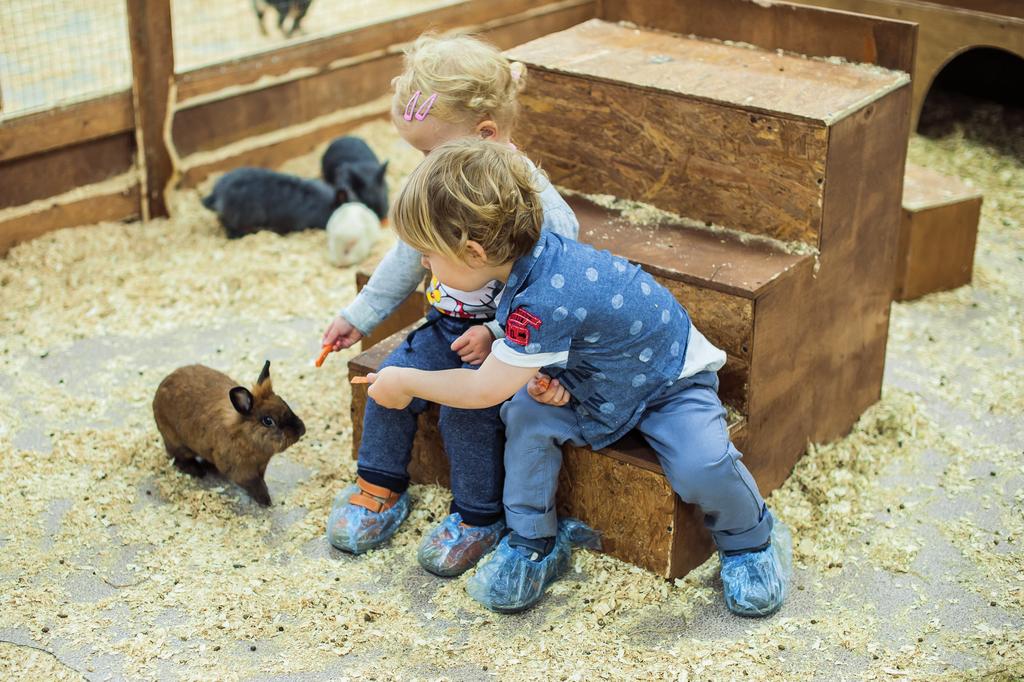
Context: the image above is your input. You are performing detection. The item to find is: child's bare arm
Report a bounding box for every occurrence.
[366,355,539,410]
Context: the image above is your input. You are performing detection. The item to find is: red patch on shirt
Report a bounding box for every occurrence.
[506,308,542,346]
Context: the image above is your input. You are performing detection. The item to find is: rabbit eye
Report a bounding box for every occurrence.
[261,416,275,428]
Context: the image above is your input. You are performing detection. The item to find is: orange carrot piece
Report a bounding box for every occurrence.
[315,345,332,368]
[536,375,551,392]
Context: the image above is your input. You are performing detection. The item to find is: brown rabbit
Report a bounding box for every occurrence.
[152,361,305,506]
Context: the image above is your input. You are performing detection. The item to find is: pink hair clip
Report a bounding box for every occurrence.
[403,91,438,122]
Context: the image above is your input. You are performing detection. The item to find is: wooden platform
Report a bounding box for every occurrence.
[896,163,982,300]
[798,0,1024,128]
[509,19,908,246]
[347,13,913,578]
[511,19,912,494]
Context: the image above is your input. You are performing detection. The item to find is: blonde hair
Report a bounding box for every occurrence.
[391,138,543,265]
[392,33,527,128]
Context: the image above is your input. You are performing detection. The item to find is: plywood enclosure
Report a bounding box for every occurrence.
[799,0,1024,128]
[602,0,917,73]
[896,163,982,300]
[509,20,907,247]
[509,18,913,500]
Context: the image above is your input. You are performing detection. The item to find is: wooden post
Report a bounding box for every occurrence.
[126,0,175,220]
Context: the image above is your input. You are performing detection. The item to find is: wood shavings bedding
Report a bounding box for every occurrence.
[1,106,1022,679]
[0,641,83,681]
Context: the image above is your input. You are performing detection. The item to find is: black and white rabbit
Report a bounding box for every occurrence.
[252,0,313,38]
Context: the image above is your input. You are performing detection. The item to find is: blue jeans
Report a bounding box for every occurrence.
[358,312,505,526]
[499,371,772,552]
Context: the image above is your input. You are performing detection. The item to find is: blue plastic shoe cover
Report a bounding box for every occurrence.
[720,521,793,617]
[326,483,411,554]
[466,518,600,613]
[417,513,506,577]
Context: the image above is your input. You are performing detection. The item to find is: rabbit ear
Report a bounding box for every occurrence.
[230,386,254,415]
[377,161,388,181]
[257,360,271,386]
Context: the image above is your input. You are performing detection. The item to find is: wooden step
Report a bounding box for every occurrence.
[509,20,914,508]
[349,326,748,579]
[507,18,909,246]
[566,194,813,414]
[895,163,982,301]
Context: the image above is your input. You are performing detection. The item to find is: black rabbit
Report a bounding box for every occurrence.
[321,136,389,220]
[202,167,339,238]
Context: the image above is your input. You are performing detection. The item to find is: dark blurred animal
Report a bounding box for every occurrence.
[321,136,389,220]
[202,167,339,238]
[153,361,305,506]
[252,0,313,38]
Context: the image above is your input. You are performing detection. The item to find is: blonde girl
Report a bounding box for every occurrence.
[322,33,579,577]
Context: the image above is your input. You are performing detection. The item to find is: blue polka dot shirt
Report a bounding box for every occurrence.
[493,231,702,449]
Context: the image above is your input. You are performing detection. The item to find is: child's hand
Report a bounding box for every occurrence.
[322,315,364,351]
[450,325,494,366]
[527,373,570,407]
[366,367,413,410]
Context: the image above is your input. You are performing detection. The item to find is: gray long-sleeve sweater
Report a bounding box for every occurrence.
[341,162,579,338]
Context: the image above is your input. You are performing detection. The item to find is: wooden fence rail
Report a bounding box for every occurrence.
[127,0,176,221]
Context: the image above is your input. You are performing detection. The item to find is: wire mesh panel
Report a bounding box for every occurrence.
[171,0,459,72]
[0,0,132,118]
